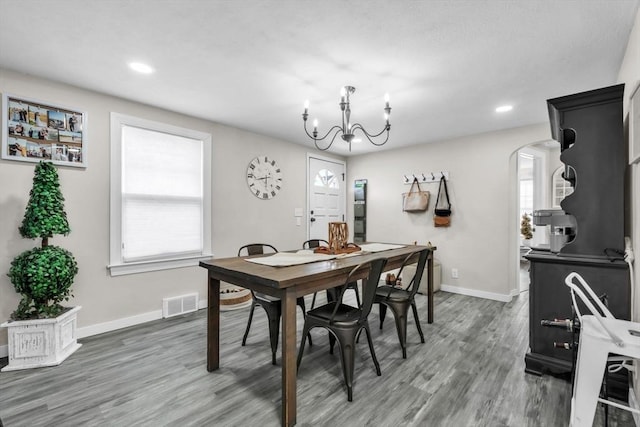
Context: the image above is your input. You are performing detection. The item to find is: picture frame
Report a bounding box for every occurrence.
[630,81,640,165]
[2,94,87,168]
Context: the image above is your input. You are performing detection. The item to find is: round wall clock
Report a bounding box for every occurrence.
[246,155,283,199]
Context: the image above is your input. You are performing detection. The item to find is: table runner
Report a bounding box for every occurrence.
[244,243,406,267]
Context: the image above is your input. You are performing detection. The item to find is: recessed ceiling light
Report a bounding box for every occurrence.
[496,105,513,113]
[128,62,154,74]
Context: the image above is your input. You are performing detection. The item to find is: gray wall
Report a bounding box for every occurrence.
[346,123,550,300]
[0,68,343,350]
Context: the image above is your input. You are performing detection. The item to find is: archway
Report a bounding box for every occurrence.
[507,139,559,296]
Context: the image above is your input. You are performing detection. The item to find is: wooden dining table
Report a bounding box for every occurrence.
[199,243,435,426]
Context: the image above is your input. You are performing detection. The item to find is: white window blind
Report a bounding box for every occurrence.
[109,113,212,276]
[122,126,203,261]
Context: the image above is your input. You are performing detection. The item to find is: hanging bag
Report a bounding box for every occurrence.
[402,177,430,212]
[434,176,452,227]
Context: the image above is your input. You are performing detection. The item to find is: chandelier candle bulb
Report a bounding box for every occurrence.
[385,93,390,108]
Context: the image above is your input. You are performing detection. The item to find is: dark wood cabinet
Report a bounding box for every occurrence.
[548,84,627,258]
[525,84,630,380]
[525,252,629,375]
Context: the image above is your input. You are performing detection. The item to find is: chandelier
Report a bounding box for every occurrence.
[302,85,391,151]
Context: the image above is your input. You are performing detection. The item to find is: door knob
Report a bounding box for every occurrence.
[310,217,316,222]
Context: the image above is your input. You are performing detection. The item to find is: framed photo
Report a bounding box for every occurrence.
[630,81,640,165]
[2,94,87,168]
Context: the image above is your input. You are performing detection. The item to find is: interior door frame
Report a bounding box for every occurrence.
[306,153,347,240]
[518,146,549,248]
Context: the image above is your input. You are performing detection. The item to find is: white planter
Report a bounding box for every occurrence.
[1,306,82,372]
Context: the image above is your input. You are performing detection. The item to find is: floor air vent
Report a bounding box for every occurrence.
[163,293,199,318]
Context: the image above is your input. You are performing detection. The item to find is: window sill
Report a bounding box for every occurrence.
[108,253,214,277]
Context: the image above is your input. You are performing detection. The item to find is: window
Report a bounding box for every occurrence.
[552,165,574,208]
[519,152,534,220]
[109,113,212,276]
[314,168,339,189]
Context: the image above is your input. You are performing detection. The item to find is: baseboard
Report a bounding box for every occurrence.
[77,299,208,339]
[440,283,512,302]
[629,384,640,427]
[77,309,164,339]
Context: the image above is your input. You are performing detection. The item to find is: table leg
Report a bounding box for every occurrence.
[427,253,434,324]
[281,288,297,426]
[207,274,220,372]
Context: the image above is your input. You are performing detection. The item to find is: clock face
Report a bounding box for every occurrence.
[246,155,283,199]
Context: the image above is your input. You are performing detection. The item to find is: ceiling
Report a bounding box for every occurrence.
[0,0,638,156]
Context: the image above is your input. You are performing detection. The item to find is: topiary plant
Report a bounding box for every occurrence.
[521,213,534,240]
[7,161,78,320]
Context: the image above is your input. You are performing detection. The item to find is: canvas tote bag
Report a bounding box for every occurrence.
[402,177,430,212]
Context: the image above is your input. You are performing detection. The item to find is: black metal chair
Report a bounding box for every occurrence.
[303,239,362,310]
[374,248,430,359]
[302,239,329,249]
[297,257,388,401]
[239,243,311,365]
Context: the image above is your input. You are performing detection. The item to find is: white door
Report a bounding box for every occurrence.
[308,156,346,241]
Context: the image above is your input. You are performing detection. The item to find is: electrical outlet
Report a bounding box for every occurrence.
[451,268,459,279]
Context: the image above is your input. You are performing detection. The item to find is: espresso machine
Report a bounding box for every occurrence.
[532,209,576,253]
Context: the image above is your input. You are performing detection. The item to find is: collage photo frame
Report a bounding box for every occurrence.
[2,94,87,168]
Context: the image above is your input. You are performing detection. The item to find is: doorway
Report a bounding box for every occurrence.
[517,145,550,292]
[307,155,346,241]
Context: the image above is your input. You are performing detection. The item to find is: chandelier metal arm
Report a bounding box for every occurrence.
[312,127,343,151]
[350,123,391,146]
[303,120,344,143]
[302,85,391,150]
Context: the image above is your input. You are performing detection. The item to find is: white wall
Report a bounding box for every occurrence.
[0,68,343,350]
[618,5,640,322]
[346,123,550,301]
[616,6,640,415]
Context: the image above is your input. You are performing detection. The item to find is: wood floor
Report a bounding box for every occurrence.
[0,290,635,426]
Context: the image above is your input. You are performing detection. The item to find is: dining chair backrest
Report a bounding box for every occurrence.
[359,258,388,320]
[238,243,278,257]
[328,258,387,324]
[385,249,430,299]
[405,249,430,297]
[302,239,329,249]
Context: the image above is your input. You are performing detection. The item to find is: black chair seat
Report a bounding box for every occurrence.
[307,302,361,325]
[375,285,410,301]
[254,292,280,302]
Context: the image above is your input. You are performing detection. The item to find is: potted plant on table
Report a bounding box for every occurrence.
[1,161,80,371]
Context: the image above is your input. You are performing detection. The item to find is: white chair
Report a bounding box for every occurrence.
[565,272,639,427]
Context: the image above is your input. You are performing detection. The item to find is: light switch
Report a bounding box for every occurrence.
[294,208,303,217]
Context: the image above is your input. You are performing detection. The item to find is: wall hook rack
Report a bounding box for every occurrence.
[402,171,449,184]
